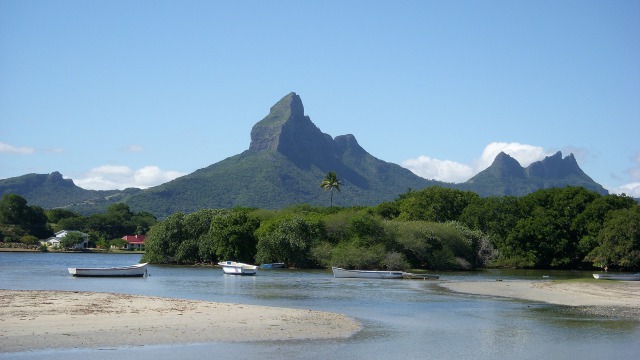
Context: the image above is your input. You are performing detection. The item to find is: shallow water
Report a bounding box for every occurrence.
[1,252,638,359]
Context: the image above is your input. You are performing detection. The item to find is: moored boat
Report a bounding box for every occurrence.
[68,263,148,277]
[593,273,640,281]
[403,272,440,280]
[218,261,258,275]
[332,267,404,279]
[260,262,285,269]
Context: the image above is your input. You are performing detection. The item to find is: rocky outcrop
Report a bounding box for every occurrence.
[463,151,607,196]
[526,151,584,178]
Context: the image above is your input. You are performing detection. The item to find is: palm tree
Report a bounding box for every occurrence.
[320,171,342,207]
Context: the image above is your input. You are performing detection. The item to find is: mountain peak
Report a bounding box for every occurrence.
[248,93,336,168]
[486,151,526,179]
[249,92,306,152]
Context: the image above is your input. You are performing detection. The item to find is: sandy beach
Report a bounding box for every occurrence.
[0,290,361,353]
[440,279,640,319]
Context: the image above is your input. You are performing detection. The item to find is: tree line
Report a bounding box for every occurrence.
[2,185,638,271]
[0,194,157,249]
[141,186,639,271]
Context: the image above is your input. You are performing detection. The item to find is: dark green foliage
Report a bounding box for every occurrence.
[60,231,84,249]
[142,212,186,263]
[256,215,326,268]
[56,203,157,245]
[459,187,636,269]
[207,211,259,264]
[45,209,80,224]
[395,187,479,222]
[573,194,637,259]
[586,206,640,270]
[0,194,52,240]
[330,243,389,270]
[391,221,490,270]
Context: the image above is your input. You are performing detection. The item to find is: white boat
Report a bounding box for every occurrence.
[218,261,258,275]
[68,263,148,277]
[332,267,404,279]
[593,273,640,281]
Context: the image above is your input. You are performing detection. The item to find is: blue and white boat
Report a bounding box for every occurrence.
[260,262,285,269]
[218,261,258,275]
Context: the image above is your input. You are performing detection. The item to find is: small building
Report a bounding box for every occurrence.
[122,235,146,250]
[44,238,60,247]
[45,230,90,249]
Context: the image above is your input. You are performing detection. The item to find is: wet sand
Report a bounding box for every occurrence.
[440,279,640,319]
[0,290,361,353]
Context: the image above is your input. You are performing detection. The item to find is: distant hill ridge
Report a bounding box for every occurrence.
[0,92,608,217]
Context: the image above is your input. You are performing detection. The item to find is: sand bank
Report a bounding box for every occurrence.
[0,290,360,353]
[440,280,640,319]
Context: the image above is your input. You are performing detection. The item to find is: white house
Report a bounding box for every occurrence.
[45,230,90,249]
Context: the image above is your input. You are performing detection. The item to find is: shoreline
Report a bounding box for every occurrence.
[0,290,361,353]
[439,279,640,319]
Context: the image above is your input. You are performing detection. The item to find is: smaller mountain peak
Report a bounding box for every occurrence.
[487,152,526,178]
[335,134,366,157]
[494,151,514,161]
[527,151,584,178]
[547,151,563,161]
[49,171,63,179]
[46,171,72,185]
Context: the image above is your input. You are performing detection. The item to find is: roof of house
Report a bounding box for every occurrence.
[122,235,146,244]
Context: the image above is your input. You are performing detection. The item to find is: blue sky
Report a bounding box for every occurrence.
[1,1,639,197]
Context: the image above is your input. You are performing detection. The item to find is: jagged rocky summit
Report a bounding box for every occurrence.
[460,151,608,196]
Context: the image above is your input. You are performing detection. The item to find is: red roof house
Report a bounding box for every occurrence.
[122,235,146,250]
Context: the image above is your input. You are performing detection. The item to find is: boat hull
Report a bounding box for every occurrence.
[260,263,285,269]
[332,267,404,279]
[218,261,258,275]
[593,273,640,281]
[68,263,148,277]
[403,272,440,280]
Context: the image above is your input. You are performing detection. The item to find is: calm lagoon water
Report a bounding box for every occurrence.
[1,252,639,360]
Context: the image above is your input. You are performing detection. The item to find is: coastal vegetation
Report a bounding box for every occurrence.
[138,186,638,271]
[2,186,638,271]
[0,194,157,249]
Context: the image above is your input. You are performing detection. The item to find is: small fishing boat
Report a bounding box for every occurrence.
[403,272,440,280]
[68,263,148,277]
[218,261,258,275]
[593,273,640,281]
[260,262,285,269]
[332,267,404,279]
